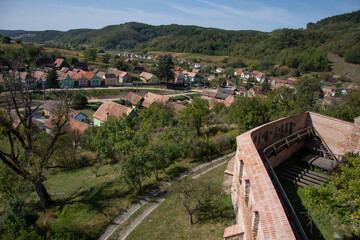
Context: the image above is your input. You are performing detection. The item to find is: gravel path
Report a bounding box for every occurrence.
[99,152,235,240]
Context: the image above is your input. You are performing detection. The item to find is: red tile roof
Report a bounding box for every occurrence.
[122,92,143,105]
[92,101,133,121]
[68,118,89,133]
[54,58,65,67]
[201,90,217,98]
[80,71,95,80]
[166,102,185,113]
[141,92,169,108]
[140,72,155,81]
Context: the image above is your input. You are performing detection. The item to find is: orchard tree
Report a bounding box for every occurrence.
[177,98,210,136]
[175,176,222,225]
[122,147,150,193]
[0,71,72,208]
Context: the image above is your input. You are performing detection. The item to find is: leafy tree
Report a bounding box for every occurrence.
[174,176,222,225]
[0,162,31,201]
[227,97,269,132]
[84,48,97,62]
[328,89,360,122]
[52,130,83,170]
[147,137,174,181]
[177,98,210,136]
[157,55,174,84]
[91,117,135,162]
[138,103,174,132]
[68,56,78,65]
[1,197,39,239]
[15,39,21,44]
[294,77,322,112]
[211,77,226,88]
[305,153,360,237]
[1,35,11,44]
[0,72,72,208]
[101,54,111,64]
[46,66,59,88]
[266,86,296,120]
[345,46,360,64]
[122,147,150,192]
[113,59,129,71]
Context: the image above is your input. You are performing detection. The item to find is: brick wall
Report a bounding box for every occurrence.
[308,112,354,156]
[224,112,360,240]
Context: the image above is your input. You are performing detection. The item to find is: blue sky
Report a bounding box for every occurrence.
[0,0,359,32]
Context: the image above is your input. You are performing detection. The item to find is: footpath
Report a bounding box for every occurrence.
[99,152,235,240]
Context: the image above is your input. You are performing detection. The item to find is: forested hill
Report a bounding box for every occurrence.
[1,10,360,62]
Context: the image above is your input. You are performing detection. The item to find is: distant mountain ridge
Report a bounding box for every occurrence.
[1,10,359,60]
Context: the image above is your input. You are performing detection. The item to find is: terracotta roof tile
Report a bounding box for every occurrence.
[92,101,133,121]
[122,92,143,105]
[141,92,169,108]
[54,58,65,67]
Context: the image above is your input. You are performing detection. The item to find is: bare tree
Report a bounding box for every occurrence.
[0,70,71,208]
[174,176,222,225]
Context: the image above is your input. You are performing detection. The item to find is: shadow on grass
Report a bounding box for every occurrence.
[281,182,324,240]
[195,196,235,226]
[166,165,189,179]
[274,149,325,240]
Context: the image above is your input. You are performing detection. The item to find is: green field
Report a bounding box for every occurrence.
[125,163,235,240]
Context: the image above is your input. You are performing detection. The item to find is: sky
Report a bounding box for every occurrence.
[0,0,359,32]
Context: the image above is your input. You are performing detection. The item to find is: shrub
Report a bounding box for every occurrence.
[1,197,39,239]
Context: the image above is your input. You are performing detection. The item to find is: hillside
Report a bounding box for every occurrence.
[1,10,360,68]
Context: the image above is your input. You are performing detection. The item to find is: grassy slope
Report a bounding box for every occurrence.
[39,154,226,239]
[328,52,360,85]
[125,164,235,240]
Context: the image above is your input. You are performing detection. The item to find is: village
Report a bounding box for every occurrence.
[1,51,358,136]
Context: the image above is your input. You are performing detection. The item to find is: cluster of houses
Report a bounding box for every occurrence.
[173,66,200,85]
[201,88,235,109]
[39,91,187,134]
[55,58,130,88]
[118,52,190,65]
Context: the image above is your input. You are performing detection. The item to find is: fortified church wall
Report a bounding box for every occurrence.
[224,112,360,240]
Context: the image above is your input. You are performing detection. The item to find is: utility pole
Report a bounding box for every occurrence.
[42,78,46,103]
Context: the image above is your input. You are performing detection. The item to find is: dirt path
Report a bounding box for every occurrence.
[99,152,235,240]
[116,159,229,240]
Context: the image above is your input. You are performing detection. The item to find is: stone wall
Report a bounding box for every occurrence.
[224,112,360,240]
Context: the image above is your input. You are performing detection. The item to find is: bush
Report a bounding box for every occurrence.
[1,197,39,239]
[345,46,360,64]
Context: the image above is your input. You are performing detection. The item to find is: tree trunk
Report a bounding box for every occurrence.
[32,181,52,208]
[189,212,193,225]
